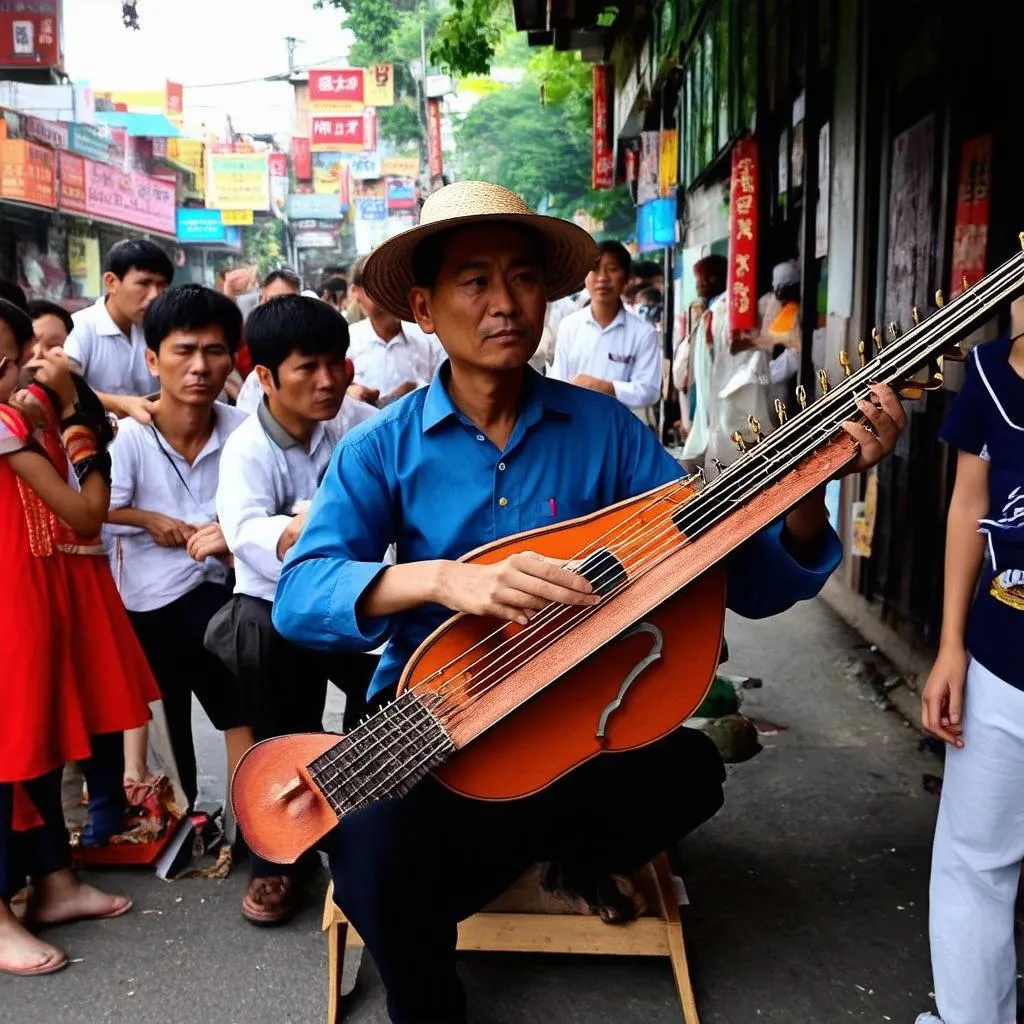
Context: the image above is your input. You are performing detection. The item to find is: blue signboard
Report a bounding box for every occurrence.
[68,123,115,163]
[177,208,227,244]
[287,193,345,220]
[636,197,676,253]
[354,197,387,222]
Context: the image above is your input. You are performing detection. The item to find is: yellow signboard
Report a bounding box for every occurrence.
[364,64,395,107]
[68,235,101,299]
[381,156,419,178]
[221,209,254,226]
[205,152,269,212]
[167,138,205,197]
[659,129,679,196]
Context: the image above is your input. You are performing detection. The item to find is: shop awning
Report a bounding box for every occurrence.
[93,111,182,138]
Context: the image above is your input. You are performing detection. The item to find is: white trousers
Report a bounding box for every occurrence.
[929,659,1024,1024]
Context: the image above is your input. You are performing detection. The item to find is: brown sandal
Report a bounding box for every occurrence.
[241,876,296,927]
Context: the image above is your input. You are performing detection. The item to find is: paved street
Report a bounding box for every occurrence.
[3,597,948,1024]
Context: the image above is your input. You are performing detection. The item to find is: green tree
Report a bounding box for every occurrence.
[243,218,287,278]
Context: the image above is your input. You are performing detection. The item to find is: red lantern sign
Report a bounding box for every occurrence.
[592,64,614,189]
[727,137,759,332]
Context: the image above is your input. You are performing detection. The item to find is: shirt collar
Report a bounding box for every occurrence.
[93,297,131,338]
[421,363,571,435]
[257,398,325,453]
[585,303,627,331]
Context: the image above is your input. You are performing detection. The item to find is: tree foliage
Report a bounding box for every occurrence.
[243,218,287,278]
[429,0,511,77]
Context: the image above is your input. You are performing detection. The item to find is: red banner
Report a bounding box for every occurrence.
[427,99,443,179]
[0,2,61,71]
[311,111,376,153]
[268,152,288,179]
[57,151,86,213]
[165,80,183,117]
[727,137,759,332]
[592,64,614,189]
[292,137,311,181]
[949,134,992,298]
[0,139,56,208]
[308,68,364,107]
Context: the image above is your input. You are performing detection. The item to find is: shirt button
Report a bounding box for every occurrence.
[476,434,485,441]
[498,497,508,507]
[498,462,506,471]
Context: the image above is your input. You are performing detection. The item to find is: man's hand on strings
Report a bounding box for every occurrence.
[840,383,907,474]
[436,551,600,626]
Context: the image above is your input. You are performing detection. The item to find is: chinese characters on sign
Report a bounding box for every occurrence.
[310,111,377,153]
[364,64,394,107]
[727,137,759,332]
[592,64,614,190]
[0,139,56,207]
[0,0,61,70]
[308,69,364,108]
[83,160,176,235]
[659,129,679,198]
[57,152,86,213]
[205,151,270,212]
[949,134,992,298]
[427,99,443,180]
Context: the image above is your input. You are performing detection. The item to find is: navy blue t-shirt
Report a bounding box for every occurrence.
[939,337,1024,689]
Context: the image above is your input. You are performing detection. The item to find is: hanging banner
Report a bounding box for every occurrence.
[427,99,443,179]
[205,151,269,211]
[308,68,365,111]
[84,160,177,235]
[268,152,289,220]
[949,134,992,298]
[311,111,376,153]
[292,136,312,181]
[636,131,660,205]
[592,64,614,189]
[364,64,395,107]
[0,139,56,207]
[57,151,86,213]
[165,80,184,118]
[726,137,759,332]
[313,152,345,195]
[382,155,419,178]
[659,129,679,197]
[348,152,382,180]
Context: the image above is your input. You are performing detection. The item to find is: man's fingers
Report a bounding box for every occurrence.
[514,553,596,595]
[869,383,907,430]
[923,693,962,747]
[947,681,964,727]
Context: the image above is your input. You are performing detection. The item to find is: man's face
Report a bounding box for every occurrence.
[358,288,402,336]
[261,278,300,303]
[30,314,68,356]
[145,325,234,407]
[107,268,169,324]
[408,224,547,373]
[259,350,348,423]
[585,253,628,303]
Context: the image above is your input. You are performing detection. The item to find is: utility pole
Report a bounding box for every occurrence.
[419,18,429,183]
[285,36,298,75]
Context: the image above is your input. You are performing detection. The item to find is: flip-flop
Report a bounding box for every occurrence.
[28,896,133,928]
[0,949,68,976]
[242,876,296,927]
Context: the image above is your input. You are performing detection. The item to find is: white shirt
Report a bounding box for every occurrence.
[105,404,249,612]
[65,296,157,397]
[348,319,441,398]
[548,304,662,408]
[217,402,344,603]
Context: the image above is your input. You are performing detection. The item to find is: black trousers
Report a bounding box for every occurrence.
[323,725,725,1024]
[0,768,70,902]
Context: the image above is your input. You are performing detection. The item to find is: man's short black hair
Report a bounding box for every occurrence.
[595,240,632,276]
[350,254,370,288]
[27,299,74,336]
[106,238,174,283]
[411,226,546,290]
[638,286,663,306]
[630,258,661,280]
[244,294,349,384]
[261,268,302,292]
[0,278,28,312]
[0,298,33,346]
[142,284,243,354]
[321,276,348,299]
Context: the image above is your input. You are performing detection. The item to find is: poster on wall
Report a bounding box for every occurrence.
[636,131,660,206]
[68,234,101,299]
[726,137,759,332]
[949,134,992,298]
[591,64,614,189]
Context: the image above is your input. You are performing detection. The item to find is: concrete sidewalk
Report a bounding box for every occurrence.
[3,597,950,1024]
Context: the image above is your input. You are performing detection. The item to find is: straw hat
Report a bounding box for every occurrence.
[361,180,599,321]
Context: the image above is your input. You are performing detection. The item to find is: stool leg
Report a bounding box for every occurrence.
[327,920,348,1024]
[651,855,700,1024]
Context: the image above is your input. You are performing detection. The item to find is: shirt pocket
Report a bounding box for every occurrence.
[519,497,596,532]
[605,351,636,380]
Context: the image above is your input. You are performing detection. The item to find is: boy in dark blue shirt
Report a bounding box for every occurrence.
[919,334,1024,1024]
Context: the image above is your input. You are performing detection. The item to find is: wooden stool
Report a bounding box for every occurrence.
[321,852,700,1023]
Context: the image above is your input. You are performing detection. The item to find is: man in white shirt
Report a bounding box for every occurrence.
[209,295,378,927]
[105,285,249,811]
[548,240,662,413]
[346,254,442,406]
[65,239,173,425]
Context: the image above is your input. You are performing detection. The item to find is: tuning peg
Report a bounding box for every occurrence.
[912,306,921,326]
[961,273,970,292]
[888,321,902,342]
[774,398,788,424]
[838,351,852,378]
[731,431,748,453]
[711,458,725,474]
[934,356,945,384]
[872,326,883,352]
[935,289,945,308]
[748,415,765,442]
[796,384,808,410]
[1019,231,1024,252]
[857,339,866,368]
[818,368,831,394]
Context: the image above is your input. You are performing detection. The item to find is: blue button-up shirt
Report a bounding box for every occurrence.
[273,367,842,699]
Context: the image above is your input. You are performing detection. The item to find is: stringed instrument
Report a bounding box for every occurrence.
[232,242,1024,866]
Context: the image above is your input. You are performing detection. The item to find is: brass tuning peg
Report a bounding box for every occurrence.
[747,415,765,442]
[858,339,866,368]
[731,431,747,454]
[888,321,902,342]
[1019,231,1024,252]
[796,384,808,410]
[872,326,883,351]
[818,368,831,394]
[912,306,921,326]
[774,398,788,423]
[961,273,970,293]
[935,289,945,308]
[838,351,852,378]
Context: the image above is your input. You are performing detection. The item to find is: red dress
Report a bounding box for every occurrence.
[0,404,158,788]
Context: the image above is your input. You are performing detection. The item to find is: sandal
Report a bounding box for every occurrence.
[241,876,296,927]
[541,863,645,925]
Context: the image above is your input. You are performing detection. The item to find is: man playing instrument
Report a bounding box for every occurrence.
[271,181,906,1024]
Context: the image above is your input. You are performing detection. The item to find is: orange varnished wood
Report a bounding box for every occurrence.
[230,733,340,864]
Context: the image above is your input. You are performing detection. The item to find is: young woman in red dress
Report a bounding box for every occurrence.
[0,297,156,976]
